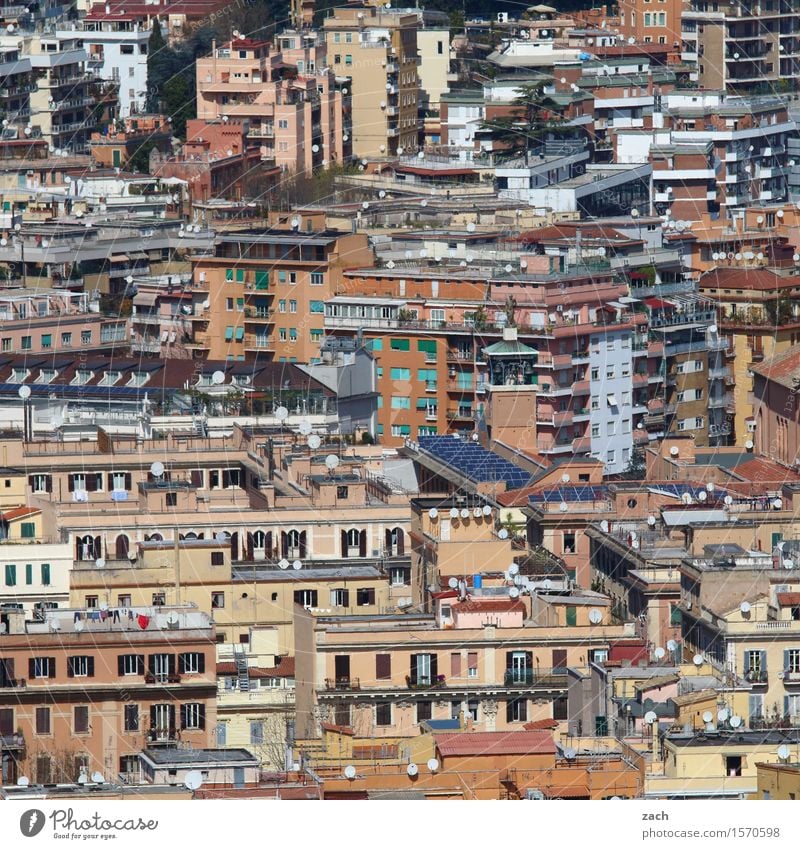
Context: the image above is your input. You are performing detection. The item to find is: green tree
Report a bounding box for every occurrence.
[480,81,565,157]
[162,76,193,139]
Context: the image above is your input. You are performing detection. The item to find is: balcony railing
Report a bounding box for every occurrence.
[503,669,566,686]
[146,726,179,744]
[144,671,182,685]
[406,674,447,689]
[324,677,361,691]
[744,668,767,684]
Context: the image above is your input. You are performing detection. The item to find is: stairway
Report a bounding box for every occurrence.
[234,646,250,692]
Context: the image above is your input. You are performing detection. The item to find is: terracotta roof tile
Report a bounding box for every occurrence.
[777,592,800,606]
[751,346,800,389]
[698,266,792,292]
[733,458,800,484]
[322,723,355,736]
[216,657,295,678]
[435,730,556,757]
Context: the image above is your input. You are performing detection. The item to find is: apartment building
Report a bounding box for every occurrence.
[699,265,800,445]
[89,114,172,168]
[0,36,35,137]
[0,604,216,785]
[618,0,684,46]
[0,541,72,614]
[681,0,800,95]
[188,228,374,363]
[129,273,194,358]
[322,4,421,157]
[26,31,96,153]
[78,10,151,116]
[196,35,349,173]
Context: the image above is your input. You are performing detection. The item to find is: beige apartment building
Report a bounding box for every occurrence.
[0,604,216,785]
[322,4,421,157]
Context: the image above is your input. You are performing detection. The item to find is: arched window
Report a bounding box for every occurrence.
[385,527,405,556]
[77,534,100,561]
[341,529,366,558]
[115,534,129,560]
[282,529,306,559]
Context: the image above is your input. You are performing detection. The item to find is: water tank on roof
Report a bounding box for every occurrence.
[473,574,483,589]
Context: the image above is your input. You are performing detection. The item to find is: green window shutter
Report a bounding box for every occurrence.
[255,270,269,289]
[377,424,384,435]
[310,301,324,313]
[457,372,473,390]
[400,425,411,435]
[772,533,783,548]
[418,340,436,355]
[224,327,234,342]
[225,269,234,281]
[368,338,383,351]
[416,399,429,410]
[21,522,35,538]
[670,605,682,626]
[235,269,244,282]
[390,338,410,351]
[41,563,50,585]
[235,327,245,341]
[566,606,577,626]
[41,334,52,348]
[391,396,410,409]
[5,564,15,586]
[25,563,32,584]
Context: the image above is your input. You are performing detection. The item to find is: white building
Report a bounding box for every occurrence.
[70,12,151,117]
[0,542,72,615]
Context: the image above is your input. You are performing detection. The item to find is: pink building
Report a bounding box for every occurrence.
[752,347,800,466]
[196,34,350,174]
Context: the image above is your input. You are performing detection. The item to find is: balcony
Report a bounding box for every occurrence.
[144,671,182,685]
[648,341,665,357]
[0,677,26,689]
[743,668,767,686]
[406,674,447,690]
[447,350,473,363]
[632,373,649,387]
[573,435,592,453]
[503,669,567,687]
[708,393,734,410]
[425,381,438,393]
[447,408,473,421]
[243,308,273,322]
[572,380,590,395]
[324,677,361,691]
[0,732,25,751]
[146,726,179,745]
[244,335,273,350]
[633,429,650,445]
[782,670,800,686]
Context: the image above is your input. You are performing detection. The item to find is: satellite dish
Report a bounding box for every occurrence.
[508,563,519,576]
[278,559,290,570]
[95,558,105,569]
[16,776,29,787]
[542,579,552,590]
[730,715,742,728]
[448,577,458,589]
[275,406,289,422]
[325,454,340,471]
[632,540,640,550]
[745,440,754,450]
[724,495,734,506]
[706,482,715,492]
[693,654,704,667]
[654,646,666,660]
[647,516,656,526]
[559,502,568,513]
[429,508,439,520]
[774,498,783,509]
[450,507,459,519]
[561,473,570,483]
[717,708,730,722]
[298,420,313,436]
[184,770,203,791]
[563,748,576,760]
[667,639,677,652]
[698,491,708,502]
[292,560,303,570]
[644,711,658,724]
[74,620,85,633]
[460,508,469,519]
[681,493,692,505]
[211,370,225,385]
[427,758,439,772]
[18,385,31,400]
[509,587,520,598]
[498,529,509,539]
[77,773,87,785]
[702,711,713,723]
[670,446,679,457]
[308,434,322,450]
[407,763,418,777]
[482,505,492,516]
[150,461,165,478]
[589,609,602,625]
[91,771,104,783]
[215,531,227,544]
[344,765,357,779]
[740,601,751,615]
[473,507,482,518]
[778,745,791,760]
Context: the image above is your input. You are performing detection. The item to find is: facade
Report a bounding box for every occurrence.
[0,604,216,785]
[751,347,800,467]
[618,0,684,47]
[322,5,421,157]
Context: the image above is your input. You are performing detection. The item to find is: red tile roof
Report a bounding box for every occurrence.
[435,730,556,757]
[523,719,560,731]
[2,506,40,520]
[516,223,636,245]
[733,458,800,484]
[750,346,800,390]
[216,657,295,678]
[698,266,792,292]
[321,723,355,736]
[777,592,800,606]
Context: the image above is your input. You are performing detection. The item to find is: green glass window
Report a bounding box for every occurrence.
[390,338,410,351]
[255,271,269,289]
[224,327,234,342]
[234,327,244,341]
[390,368,411,380]
[5,564,15,586]
[225,269,234,281]
[41,563,50,586]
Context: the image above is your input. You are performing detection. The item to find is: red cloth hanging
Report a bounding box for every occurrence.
[138,614,150,630]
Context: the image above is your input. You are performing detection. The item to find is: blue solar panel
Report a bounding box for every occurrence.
[418,436,534,489]
[529,486,609,504]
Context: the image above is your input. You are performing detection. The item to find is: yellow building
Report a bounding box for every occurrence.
[648,729,800,799]
[322,4,421,157]
[754,761,800,800]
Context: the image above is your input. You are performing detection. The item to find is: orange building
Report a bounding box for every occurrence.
[618,0,685,47]
[188,227,374,362]
[0,604,216,785]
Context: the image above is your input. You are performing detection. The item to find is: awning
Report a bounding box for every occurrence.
[133,292,157,307]
[644,297,674,310]
[544,785,590,799]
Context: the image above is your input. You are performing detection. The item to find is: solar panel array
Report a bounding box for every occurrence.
[0,383,150,399]
[529,486,609,504]
[647,483,728,500]
[417,435,534,489]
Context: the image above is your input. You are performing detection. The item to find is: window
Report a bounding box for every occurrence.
[165,492,177,507]
[81,331,92,345]
[607,450,615,464]
[785,649,800,674]
[181,703,205,730]
[345,54,352,66]
[294,589,318,608]
[118,654,144,676]
[744,649,766,681]
[152,592,165,606]
[506,697,527,723]
[391,396,410,409]
[36,706,51,734]
[591,423,600,437]
[390,338,410,352]
[25,564,32,585]
[68,656,94,678]
[4,564,15,586]
[417,701,432,722]
[30,657,55,679]
[211,552,224,566]
[375,703,391,725]
[331,588,350,608]
[467,652,478,677]
[216,722,227,745]
[179,652,204,674]
[356,587,375,606]
[376,654,391,680]
[74,705,90,734]
[591,395,599,410]
[563,531,576,554]
[390,367,411,380]
[211,592,225,609]
[124,704,139,731]
[21,336,31,350]
[289,300,297,313]
[311,272,323,286]
[391,424,411,437]
[41,563,50,586]
[250,720,264,745]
